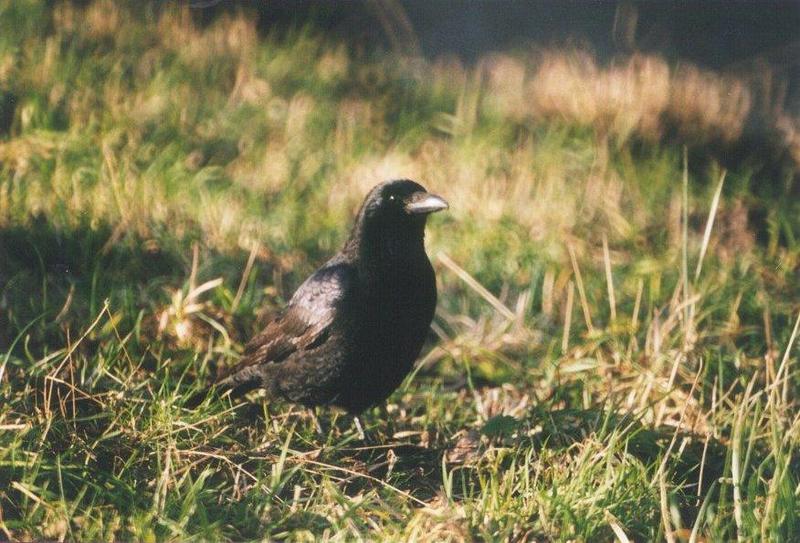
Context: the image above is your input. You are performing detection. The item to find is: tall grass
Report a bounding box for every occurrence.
[1,1,799,540]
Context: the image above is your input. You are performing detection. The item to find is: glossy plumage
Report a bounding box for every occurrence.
[212,179,447,413]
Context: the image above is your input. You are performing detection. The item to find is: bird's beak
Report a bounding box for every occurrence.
[404,192,449,215]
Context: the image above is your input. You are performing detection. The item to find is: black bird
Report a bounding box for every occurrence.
[210,179,447,413]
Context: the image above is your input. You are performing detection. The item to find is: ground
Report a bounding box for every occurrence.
[1,2,799,541]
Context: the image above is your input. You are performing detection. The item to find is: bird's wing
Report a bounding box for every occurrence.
[225,261,354,376]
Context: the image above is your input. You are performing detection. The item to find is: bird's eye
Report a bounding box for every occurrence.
[388,195,396,202]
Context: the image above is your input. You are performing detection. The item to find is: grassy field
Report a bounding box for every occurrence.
[2,2,800,541]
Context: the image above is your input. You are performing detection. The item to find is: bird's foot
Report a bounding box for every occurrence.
[353,416,366,440]
[308,408,324,436]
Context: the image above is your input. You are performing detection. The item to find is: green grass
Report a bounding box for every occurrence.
[1,2,800,541]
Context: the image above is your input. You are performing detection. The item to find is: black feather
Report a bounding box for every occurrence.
[196,179,447,413]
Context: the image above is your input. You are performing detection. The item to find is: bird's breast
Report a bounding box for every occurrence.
[359,260,436,353]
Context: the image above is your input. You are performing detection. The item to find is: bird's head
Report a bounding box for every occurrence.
[360,179,448,227]
[348,179,448,257]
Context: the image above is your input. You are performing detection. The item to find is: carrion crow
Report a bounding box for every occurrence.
[206,179,448,413]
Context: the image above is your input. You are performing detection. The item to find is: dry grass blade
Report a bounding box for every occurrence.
[605,510,631,543]
[437,252,514,320]
[659,469,676,543]
[10,482,53,511]
[731,376,758,543]
[562,280,575,353]
[654,358,704,480]
[189,242,200,293]
[232,242,259,312]
[694,169,727,282]
[777,309,800,405]
[567,242,595,334]
[681,147,692,343]
[295,457,429,508]
[186,278,223,303]
[602,234,617,322]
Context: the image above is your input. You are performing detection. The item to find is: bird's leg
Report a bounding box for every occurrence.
[376,404,391,435]
[353,416,366,440]
[308,407,324,436]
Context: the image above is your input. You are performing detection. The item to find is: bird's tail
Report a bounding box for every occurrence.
[184,364,265,409]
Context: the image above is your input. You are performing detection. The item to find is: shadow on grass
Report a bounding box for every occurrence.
[0,216,186,347]
[214,397,738,529]
[0,215,287,352]
[531,408,728,524]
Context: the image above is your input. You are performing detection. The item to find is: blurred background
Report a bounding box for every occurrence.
[199,0,800,192]
[228,1,800,68]
[204,1,800,112]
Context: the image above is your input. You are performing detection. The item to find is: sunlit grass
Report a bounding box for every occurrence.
[1,1,799,541]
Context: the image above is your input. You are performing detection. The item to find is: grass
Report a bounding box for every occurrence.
[1,1,800,541]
